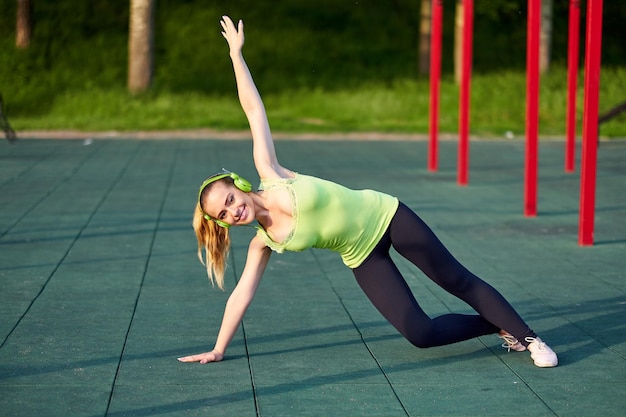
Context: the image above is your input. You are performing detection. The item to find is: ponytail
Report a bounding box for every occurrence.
[192,203,231,290]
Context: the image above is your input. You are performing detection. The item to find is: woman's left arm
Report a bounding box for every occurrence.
[220,16,292,180]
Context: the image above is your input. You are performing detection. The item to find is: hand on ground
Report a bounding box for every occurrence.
[177,350,224,364]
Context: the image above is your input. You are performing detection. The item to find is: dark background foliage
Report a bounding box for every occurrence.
[0,0,624,116]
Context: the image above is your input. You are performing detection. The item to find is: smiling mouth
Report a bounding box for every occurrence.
[237,206,247,222]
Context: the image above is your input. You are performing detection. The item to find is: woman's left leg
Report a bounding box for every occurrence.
[389,203,536,344]
[353,230,500,348]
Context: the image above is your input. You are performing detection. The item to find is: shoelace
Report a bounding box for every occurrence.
[525,337,547,351]
[500,333,521,352]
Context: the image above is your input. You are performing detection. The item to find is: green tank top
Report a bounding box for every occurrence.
[256,173,399,269]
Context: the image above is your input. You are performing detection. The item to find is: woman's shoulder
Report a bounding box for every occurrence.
[259,171,299,189]
[257,165,295,181]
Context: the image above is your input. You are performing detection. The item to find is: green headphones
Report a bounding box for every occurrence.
[198,169,253,228]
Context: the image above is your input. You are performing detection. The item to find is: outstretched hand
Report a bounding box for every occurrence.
[178,350,224,364]
[220,15,244,53]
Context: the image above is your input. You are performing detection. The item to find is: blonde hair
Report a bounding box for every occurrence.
[192,203,231,290]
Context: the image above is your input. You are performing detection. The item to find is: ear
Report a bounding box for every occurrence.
[232,173,252,193]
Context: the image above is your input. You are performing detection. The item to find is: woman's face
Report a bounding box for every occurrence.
[202,181,254,227]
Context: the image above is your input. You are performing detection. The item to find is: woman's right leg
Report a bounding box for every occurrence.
[354,203,557,366]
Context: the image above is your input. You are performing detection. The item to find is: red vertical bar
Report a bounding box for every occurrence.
[524,0,541,217]
[457,0,473,186]
[428,0,443,172]
[579,0,604,246]
[566,0,581,173]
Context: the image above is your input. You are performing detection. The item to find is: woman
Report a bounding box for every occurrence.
[178,16,558,368]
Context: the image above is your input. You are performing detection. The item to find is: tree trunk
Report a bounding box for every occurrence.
[540,0,553,73]
[16,0,33,48]
[454,0,463,84]
[418,0,431,75]
[128,0,155,94]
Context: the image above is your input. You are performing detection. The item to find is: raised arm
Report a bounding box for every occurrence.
[220,16,292,180]
[178,236,272,363]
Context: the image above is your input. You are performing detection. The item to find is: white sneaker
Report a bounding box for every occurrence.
[526,337,558,367]
[499,331,526,352]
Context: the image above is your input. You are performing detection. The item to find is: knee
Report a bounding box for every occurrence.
[409,339,435,349]
[405,329,437,349]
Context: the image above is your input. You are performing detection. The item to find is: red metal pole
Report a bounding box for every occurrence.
[428,0,443,172]
[524,0,541,217]
[579,0,604,246]
[565,0,581,173]
[457,0,473,186]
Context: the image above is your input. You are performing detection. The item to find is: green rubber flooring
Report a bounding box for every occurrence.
[1,137,624,416]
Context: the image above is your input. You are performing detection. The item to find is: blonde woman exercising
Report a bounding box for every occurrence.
[178,16,558,368]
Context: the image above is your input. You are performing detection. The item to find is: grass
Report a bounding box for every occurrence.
[6,67,626,138]
[1,1,625,138]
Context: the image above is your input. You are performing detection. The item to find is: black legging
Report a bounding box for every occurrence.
[352,202,536,348]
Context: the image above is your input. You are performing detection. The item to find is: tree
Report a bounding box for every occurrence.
[128,0,155,93]
[418,0,431,75]
[454,0,463,83]
[16,0,33,48]
[540,0,553,73]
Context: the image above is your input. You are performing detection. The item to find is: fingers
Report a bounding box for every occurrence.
[220,15,243,37]
[177,352,219,364]
[178,354,207,362]
[220,15,235,33]
[219,17,245,52]
[221,15,234,27]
